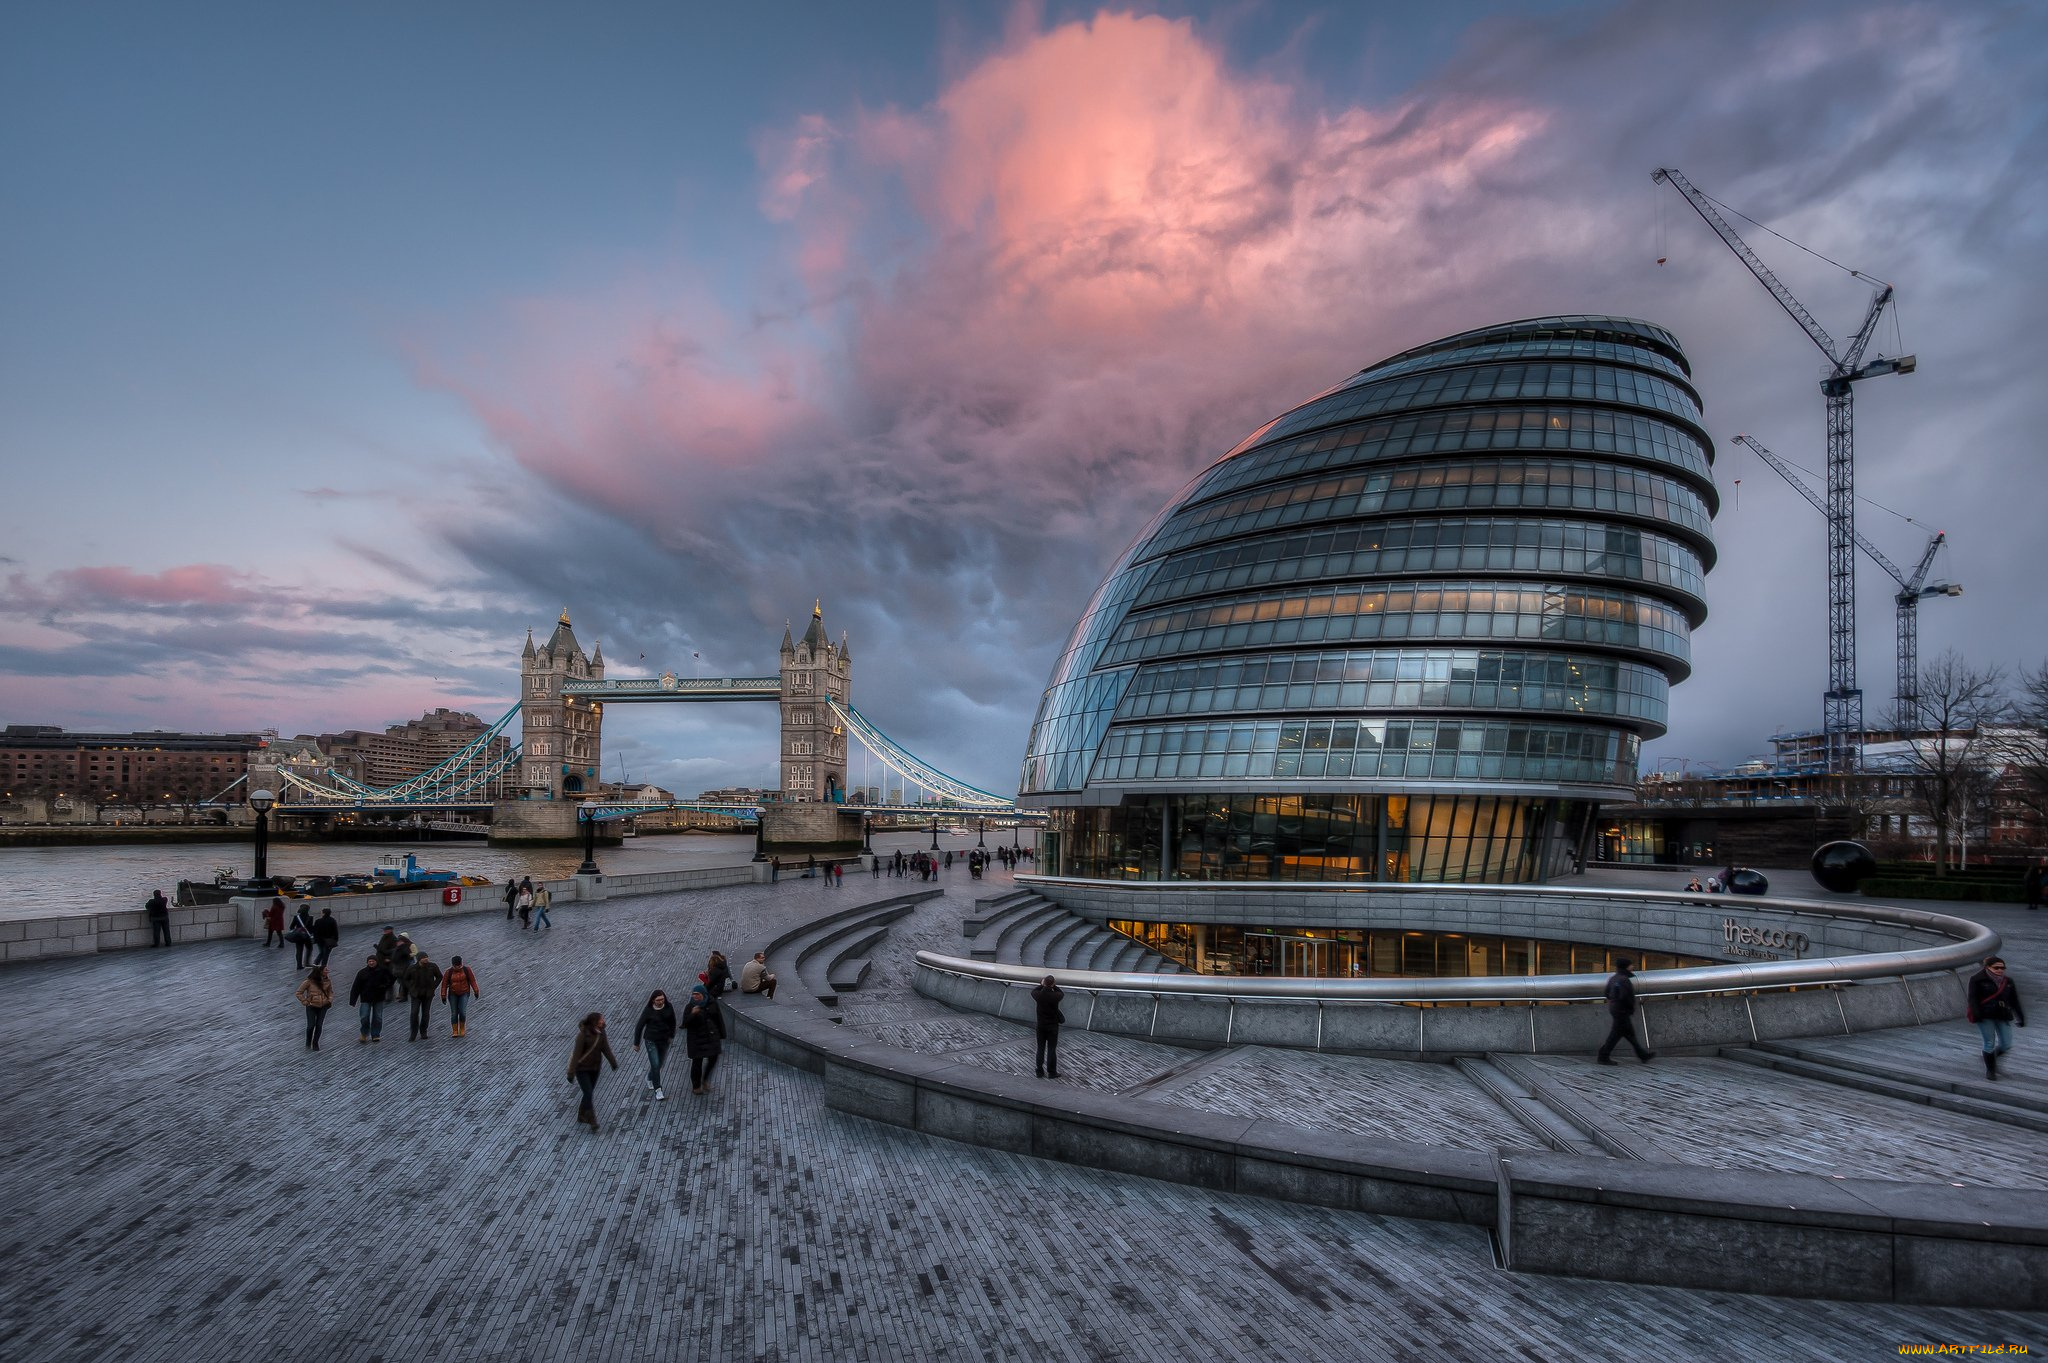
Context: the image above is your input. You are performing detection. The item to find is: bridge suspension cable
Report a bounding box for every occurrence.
[826,700,1010,807]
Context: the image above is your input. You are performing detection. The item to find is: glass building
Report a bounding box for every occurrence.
[1020,316,1716,883]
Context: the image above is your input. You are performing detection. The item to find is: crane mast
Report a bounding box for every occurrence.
[1731,434,1958,733]
[1655,168,1915,773]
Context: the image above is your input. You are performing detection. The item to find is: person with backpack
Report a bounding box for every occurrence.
[1968,956,2027,1080]
[295,966,333,1050]
[632,988,678,1101]
[567,1013,619,1130]
[349,953,393,1044]
[439,956,480,1037]
[532,882,553,930]
[407,952,443,1041]
[287,903,318,968]
[311,907,340,966]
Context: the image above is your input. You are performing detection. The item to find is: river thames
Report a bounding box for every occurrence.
[0,828,1038,918]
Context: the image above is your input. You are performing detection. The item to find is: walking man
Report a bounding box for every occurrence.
[1968,956,2027,1079]
[503,878,519,921]
[1596,958,1655,1065]
[145,889,171,947]
[407,952,443,1041]
[533,882,553,930]
[311,907,339,966]
[350,953,393,1043]
[440,955,480,1037]
[1032,974,1065,1079]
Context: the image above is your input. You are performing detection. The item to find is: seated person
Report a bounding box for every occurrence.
[739,951,778,999]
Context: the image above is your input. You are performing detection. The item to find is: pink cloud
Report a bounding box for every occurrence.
[35,564,263,611]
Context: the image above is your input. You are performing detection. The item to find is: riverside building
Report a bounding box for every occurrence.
[1019,316,1717,889]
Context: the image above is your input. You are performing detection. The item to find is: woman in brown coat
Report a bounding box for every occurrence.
[295,966,333,1050]
[567,1012,619,1130]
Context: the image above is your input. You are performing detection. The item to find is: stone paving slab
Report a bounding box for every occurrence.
[1,866,2044,1360]
[1525,1053,2048,1189]
[1150,1046,1547,1153]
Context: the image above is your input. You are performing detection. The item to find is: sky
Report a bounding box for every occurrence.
[2,0,2043,797]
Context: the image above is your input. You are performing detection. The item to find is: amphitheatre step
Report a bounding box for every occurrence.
[1484,1053,1669,1161]
[1011,904,1078,964]
[1748,1039,2048,1114]
[1455,1057,1611,1158]
[785,901,922,1007]
[826,956,871,994]
[1719,1046,2048,1134]
[969,895,1051,947]
[1032,915,1096,968]
[961,890,1039,938]
[1062,929,1119,971]
[993,904,1067,963]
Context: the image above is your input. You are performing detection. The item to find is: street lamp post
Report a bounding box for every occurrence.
[977,817,986,849]
[248,788,276,884]
[929,816,940,851]
[576,811,602,877]
[862,815,874,854]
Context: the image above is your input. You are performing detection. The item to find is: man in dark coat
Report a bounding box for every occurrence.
[145,890,171,947]
[349,953,394,1043]
[407,953,443,1041]
[2026,859,2045,913]
[311,908,340,966]
[1596,958,1654,1065]
[1032,975,1065,1079]
[503,879,518,921]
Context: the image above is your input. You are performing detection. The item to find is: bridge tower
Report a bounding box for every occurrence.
[779,602,850,802]
[520,609,605,799]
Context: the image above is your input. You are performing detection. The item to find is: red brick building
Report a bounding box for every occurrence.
[0,725,266,806]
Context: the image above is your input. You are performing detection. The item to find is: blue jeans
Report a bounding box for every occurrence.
[644,1039,668,1088]
[1978,1019,2014,1055]
[448,994,469,1025]
[535,905,551,928]
[358,1000,384,1039]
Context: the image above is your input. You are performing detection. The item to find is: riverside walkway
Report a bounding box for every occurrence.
[0,867,2040,1361]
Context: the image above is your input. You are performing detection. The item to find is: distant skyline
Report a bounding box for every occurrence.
[3,1,2043,796]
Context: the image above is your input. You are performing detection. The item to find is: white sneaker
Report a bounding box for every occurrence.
[655,1088,666,1101]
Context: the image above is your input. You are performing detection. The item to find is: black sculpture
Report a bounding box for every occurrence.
[1727,867,1769,896]
[1810,840,1877,894]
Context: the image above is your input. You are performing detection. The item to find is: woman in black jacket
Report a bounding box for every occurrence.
[706,952,734,997]
[1968,956,2027,1080]
[683,983,723,1096]
[567,1013,619,1130]
[632,988,678,1101]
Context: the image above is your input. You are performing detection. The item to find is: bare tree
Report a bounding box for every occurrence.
[1883,651,2009,875]
[1999,663,2048,851]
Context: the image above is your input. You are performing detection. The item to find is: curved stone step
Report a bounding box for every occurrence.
[790,905,917,1006]
[1061,928,1118,971]
[1035,916,1096,970]
[993,904,1065,964]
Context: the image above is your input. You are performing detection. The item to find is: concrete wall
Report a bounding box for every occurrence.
[913,960,1963,1055]
[0,862,767,965]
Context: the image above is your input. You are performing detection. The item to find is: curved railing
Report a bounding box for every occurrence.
[916,880,1997,1003]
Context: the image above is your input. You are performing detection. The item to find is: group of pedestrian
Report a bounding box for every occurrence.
[290,923,480,1046]
[575,952,732,1127]
[886,851,946,881]
[502,877,553,930]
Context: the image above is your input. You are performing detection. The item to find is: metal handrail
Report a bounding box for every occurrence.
[916,879,1997,1002]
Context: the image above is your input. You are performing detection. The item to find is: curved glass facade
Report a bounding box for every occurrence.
[1020,316,1715,883]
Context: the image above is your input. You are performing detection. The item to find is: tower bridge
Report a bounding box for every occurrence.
[252,602,1041,852]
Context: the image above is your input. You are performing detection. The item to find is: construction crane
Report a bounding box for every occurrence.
[1731,434,1961,727]
[1654,168,1916,773]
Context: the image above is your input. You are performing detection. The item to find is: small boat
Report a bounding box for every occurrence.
[372,852,462,886]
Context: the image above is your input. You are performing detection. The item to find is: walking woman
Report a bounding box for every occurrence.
[566,1012,619,1130]
[287,902,317,968]
[517,883,534,930]
[296,966,333,1050]
[632,988,677,1101]
[683,983,724,1095]
[1968,956,2027,1079]
[262,897,287,949]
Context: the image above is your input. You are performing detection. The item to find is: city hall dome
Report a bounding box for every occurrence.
[1019,316,1716,883]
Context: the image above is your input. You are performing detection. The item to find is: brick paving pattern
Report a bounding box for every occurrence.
[1,865,2043,1360]
[1525,1054,2048,1188]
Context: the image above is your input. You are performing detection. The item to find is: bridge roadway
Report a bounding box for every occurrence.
[1,866,2037,1360]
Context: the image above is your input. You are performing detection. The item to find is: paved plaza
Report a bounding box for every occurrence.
[2,866,2044,1361]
